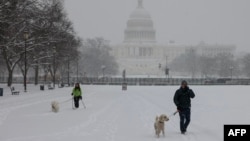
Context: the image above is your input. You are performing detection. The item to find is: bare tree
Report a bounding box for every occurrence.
[214,54,235,78]
[80,37,118,77]
[169,48,198,78]
[242,54,250,78]
[199,56,217,78]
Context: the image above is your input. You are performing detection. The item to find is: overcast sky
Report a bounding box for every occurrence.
[64,0,250,52]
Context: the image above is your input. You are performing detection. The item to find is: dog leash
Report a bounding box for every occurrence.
[169,111,179,118]
[60,98,73,104]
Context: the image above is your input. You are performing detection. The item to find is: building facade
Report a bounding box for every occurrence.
[110,0,236,76]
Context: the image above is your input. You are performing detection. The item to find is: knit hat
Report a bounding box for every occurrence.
[181,80,188,85]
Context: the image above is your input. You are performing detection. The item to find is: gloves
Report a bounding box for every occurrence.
[79,96,82,100]
[177,106,182,112]
[184,86,189,92]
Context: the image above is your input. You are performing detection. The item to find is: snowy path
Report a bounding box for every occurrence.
[0,85,250,141]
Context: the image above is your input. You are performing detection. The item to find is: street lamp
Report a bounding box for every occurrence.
[101,65,106,78]
[158,63,161,69]
[230,66,234,80]
[53,46,56,88]
[77,58,79,83]
[23,30,29,92]
[158,63,162,77]
[122,69,126,81]
[165,67,169,80]
[33,56,39,85]
[44,67,48,85]
[67,55,70,86]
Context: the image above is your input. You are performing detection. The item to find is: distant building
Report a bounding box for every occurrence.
[110,0,236,76]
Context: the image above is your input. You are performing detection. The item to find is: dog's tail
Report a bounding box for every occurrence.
[155,116,159,121]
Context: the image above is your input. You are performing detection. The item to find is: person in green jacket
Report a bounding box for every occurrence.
[71,83,82,108]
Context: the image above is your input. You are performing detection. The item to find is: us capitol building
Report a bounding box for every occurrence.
[110,0,236,76]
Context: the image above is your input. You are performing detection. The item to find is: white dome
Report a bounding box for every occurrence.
[124,0,156,43]
[130,8,151,19]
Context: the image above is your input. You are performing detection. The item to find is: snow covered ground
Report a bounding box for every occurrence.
[0,84,250,141]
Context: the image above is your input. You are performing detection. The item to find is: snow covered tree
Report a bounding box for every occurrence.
[0,0,81,86]
[0,0,31,86]
[0,53,7,80]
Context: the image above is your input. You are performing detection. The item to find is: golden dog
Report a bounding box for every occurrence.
[154,114,169,137]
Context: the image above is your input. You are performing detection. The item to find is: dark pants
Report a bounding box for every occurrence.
[74,97,80,108]
[179,108,191,132]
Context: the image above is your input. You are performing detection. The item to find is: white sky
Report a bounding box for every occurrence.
[64,0,250,52]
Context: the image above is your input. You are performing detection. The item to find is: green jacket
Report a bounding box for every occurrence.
[72,88,82,97]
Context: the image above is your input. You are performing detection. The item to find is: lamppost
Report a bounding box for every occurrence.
[158,63,161,77]
[67,55,70,86]
[230,66,234,80]
[44,67,48,85]
[33,56,39,85]
[158,63,161,69]
[23,30,29,92]
[122,69,126,82]
[165,66,170,82]
[83,72,87,83]
[53,47,56,88]
[101,65,106,78]
[77,59,79,82]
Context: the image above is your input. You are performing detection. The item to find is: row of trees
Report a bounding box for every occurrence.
[242,54,250,78]
[170,50,250,78]
[0,0,119,87]
[0,0,81,86]
[79,37,118,77]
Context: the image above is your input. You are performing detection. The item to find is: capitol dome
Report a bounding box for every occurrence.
[129,6,151,19]
[124,0,156,43]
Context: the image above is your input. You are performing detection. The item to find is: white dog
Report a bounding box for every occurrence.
[154,114,169,137]
[51,101,59,113]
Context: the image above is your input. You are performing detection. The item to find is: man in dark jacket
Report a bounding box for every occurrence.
[174,80,195,134]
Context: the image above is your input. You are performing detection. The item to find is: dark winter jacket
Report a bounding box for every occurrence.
[174,87,195,110]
